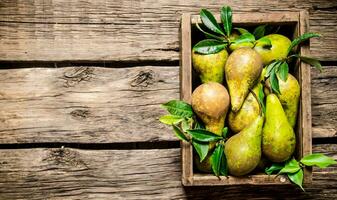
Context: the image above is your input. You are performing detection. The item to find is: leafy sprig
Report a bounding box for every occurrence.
[265,154,336,191]
[160,100,229,177]
[264,32,322,94]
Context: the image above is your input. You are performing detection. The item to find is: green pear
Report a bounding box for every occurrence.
[225,47,263,112]
[262,94,296,162]
[228,83,263,133]
[192,49,228,83]
[191,82,230,136]
[254,34,291,65]
[194,151,213,173]
[225,115,264,176]
[265,74,300,128]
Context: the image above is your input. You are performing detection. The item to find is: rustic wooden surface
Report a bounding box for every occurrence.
[0,0,336,199]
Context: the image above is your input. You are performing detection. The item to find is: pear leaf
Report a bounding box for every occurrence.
[253,25,266,39]
[192,140,209,162]
[193,39,227,54]
[195,23,225,41]
[287,32,321,55]
[161,100,194,118]
[299,56,322,72]
[278,61,289,82]
[211,143,224,177]
[186,129,223,142]
[159,115,184,125]
[265,60,281,77]
[288,168,305,191]
[258,85,266,114]
[300,153,337,168]
[200,9,225,36]
[222,127,228,138]
[270,68,281,94]
[234,27,249,34]
[265,163,284,175]
[231,32,255,45]
[172,124,189,142]
[181,119,191,132]
[279,158,301,174]
[220,153,228,176]
[220,6,232,36]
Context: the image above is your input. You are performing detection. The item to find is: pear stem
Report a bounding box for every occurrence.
[249,88,263,116]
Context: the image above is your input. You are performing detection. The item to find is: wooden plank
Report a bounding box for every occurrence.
[311,66,337,138]
[0,144,336,199]
[0,65,336,144]
[0,66,179,143]
[0,0,336,62]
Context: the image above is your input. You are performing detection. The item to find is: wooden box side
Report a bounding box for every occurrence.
[180,13,193,186]
[180,12,311,186]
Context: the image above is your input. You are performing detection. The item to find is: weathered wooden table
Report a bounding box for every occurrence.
[0,1,336,199]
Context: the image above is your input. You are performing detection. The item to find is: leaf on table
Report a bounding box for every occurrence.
[253,25,266,39]
[193,39,227,54]
[159,115,184,125]
[200,9,225,36]
[287,32,321,55]
[161,100,194,118]
[220,6,232,36]
[186,129,223,142]
[288,168,304,191]
[278,61,289,82]
[279,158,301,174]
[192,140,209,162]
[265,163,284,175]
[211,143,224,177]
[172,124,188,142]
[300,153,337,168]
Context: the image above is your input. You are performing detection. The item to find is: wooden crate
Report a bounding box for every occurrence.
[180,11,312,186]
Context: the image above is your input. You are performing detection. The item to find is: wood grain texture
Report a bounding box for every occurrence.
[0,66,179,143]
[0,0,336,62]
[0,144,336,200]
[0,65,336,144]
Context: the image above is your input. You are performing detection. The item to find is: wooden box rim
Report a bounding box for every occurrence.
[180,11,312,186]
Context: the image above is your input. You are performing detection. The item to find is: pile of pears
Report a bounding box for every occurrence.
[192,33,300,176]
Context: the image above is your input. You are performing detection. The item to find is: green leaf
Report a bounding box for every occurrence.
[172,124,188,142]
[192,140,209,162]
[234,27,249,34]
[220,6,232,37]
[279,158,301,174]
[211,143,224,177]
[181,119,191,132]
[270,68,281,94]
[255,37,272,50]
[159,115,184,125]
[231,32,255,45]
[193,39,227,54]
[299,56,322,72]
[161,100,194,118]
[265,61,280,77]
[265,163,284,175]
[220,153,228,176]
[287,32,321,55]
[300,153,337,168]
[186,129,223,142]
[195,23,225,41]
[253,25,266,39]
[200,9,225,36]
[258,85,266,114]
[288,169,304,191]
[222,127,228,138]
[278,61,289,82]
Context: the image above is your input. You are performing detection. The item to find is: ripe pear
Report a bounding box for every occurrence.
[228,83,263,133]
[225,115,264,176]
[225,47,263,112]
[254,34,291,65]
[265,74,300,128]
[191,82,230,136]
[194,151,213,173]
[262,94,296,162]
[192,49,228,83]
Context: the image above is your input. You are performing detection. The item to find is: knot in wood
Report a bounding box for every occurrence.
[130,70,155,87]
[44,148,88,170]
[62,67,94,87]
[70,109,90,119]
